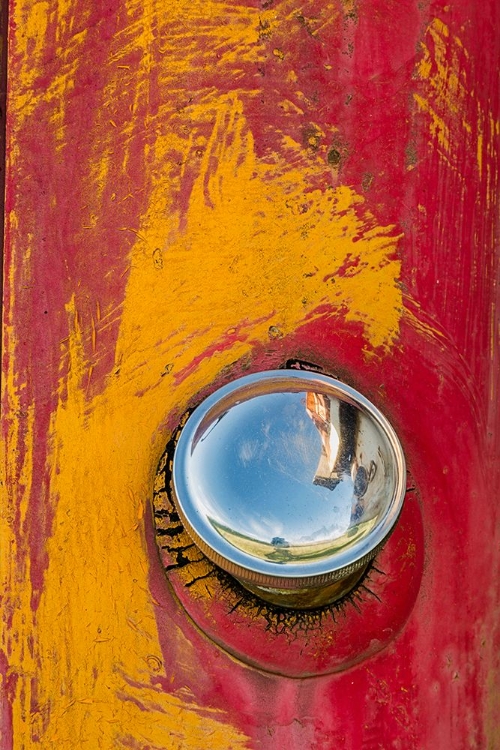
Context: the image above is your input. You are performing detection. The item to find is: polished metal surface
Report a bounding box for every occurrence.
[172,370,406,607]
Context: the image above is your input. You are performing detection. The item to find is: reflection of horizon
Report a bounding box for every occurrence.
[190,393,328,543]
[210,516,378,564]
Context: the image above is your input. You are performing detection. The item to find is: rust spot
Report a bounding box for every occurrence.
[405,141,418,169]
[362,172,374,191]
[152,247,163,270]
[294,12,317,37]
[327,147,341,166]
[303,124,322,151]
[268,325,284,339]
[257,17,272,42]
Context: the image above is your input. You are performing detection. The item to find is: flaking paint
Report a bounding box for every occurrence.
[2,0,499,748]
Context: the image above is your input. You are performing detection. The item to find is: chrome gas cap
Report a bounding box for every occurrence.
[171,370,406,609]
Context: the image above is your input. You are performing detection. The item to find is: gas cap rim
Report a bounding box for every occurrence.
[171,369,406,591]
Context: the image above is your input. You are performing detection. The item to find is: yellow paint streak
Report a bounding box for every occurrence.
[1,283,38,748]
[21,299,249,748]
[17,94,402,746]
[117,96,401,399]
[11,0,88,143]
[477,129,483,179]
[4,0,404,746]
[415,16,500,212]
[413,93,451,153]
[14,0,49,80]
[414,16,499,210]
[403,299,445,344]
[414,19,473,159]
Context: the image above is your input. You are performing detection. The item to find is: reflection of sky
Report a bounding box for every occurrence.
[187,392,353,545]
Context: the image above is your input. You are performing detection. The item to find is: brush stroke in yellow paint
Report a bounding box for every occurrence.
[21,299,250,748]
[4,1,405,748]
[117,94,402,391]
[11,0,89,144]
[1,227,39,748]
[414,18,469,155]
[414,17,493,182]
[413,15,499,366]
[22,97,403,747]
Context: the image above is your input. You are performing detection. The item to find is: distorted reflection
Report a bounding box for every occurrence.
[306,393,379,529]
[185,388,391,565]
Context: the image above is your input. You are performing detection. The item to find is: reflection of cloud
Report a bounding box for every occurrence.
[297,523,347,543]
[271,411,319,480]
[297,480,353,542]
[238,438,262,466]
[279,431,313,468]
[245,514,283,541]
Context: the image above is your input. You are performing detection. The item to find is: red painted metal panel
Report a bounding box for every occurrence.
[2,0,499,747]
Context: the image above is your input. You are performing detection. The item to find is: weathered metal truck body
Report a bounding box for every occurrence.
[1,0,499,747]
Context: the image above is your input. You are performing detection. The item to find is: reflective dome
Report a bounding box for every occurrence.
[172,370,406,604]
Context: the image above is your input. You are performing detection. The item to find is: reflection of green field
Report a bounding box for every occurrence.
[211,517,377,564]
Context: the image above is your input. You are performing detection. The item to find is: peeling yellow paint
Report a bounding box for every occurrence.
[414,16,498,193]
[24,93,401,743]
[4,299,249,748]
[414,19,471,155]
[1,319,38,750]
[3,0,405,746]
[117,96,402,388]
[413,93,451,153]
[12,0,88,130]
[4,126,402,749]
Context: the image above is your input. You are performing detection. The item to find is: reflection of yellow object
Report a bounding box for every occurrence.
[214,518,378,564]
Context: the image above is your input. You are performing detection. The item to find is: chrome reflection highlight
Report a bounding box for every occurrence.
[172,370,406,608]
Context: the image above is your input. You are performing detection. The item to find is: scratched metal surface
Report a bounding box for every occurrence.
[1,0,499,747]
